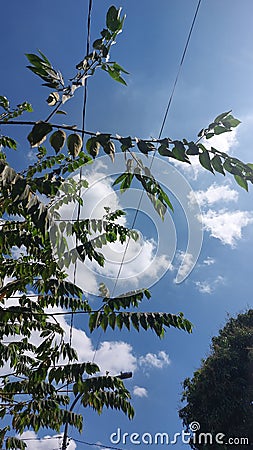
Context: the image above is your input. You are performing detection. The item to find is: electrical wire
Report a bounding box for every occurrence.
[158,0,202,140]
[62,1,93,449]
[96,0,203,316]
[3,435,123,450]
[70,0,93,346]
[72,437,124,449]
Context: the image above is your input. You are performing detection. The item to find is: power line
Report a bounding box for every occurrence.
[3,435,123,450]
[158,0,202,139]
[62,1,93,449]
[73,437,124,450]
[104,0,203,306]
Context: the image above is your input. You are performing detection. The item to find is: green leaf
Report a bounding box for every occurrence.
[205,132,215,139]
[186,142,199,155]
[119,136,133,152]
[93,38,103,49]
[137,140,155,154]
[86,137,100,158]
[159,188,174,212]
[37,49,52,66]
[49,130,66,153]
[131,313,140,331]
[27,121,53,147]
[107,66,127,86]
[0,96,10,110]
[223,159,241,175]
[221,114,241,129]
[214,110,232,123]
[102,140,115,162]
[100,315,108,331]
[211,154,225,175]
[108,313,116,330]
[25,53,47,68]
[112,63,129,75]
[158,144,173,157]
[120,173,134,192]
[55,110,67,115]
[100,28,112,40]
[172,141,189,163]
[67,133,83,158]
[234,175,248,191]
[213,125,228,135]
[139,313,148,330]
[0,136,17,150]
[112,172,128,187]
[106,6,122,32]
[199,149,214,173]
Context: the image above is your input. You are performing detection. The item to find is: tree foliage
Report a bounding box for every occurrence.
[0,5,252,449]
[179,310,253,449]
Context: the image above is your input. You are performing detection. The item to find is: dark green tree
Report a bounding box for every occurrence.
[179,310,253,449]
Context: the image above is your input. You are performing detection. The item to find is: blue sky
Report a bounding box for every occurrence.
[1,0,253,449]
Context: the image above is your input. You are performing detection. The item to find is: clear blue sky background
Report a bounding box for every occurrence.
[1,1,253,449]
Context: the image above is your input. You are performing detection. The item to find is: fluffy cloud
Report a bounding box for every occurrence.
[133,386,148,398]
[18,431,76,450]
[195,280,212,294]
[0,290,137,377]
[88,237,171,289]
[53,165,172,297]
[200,209,253,247]
[204,129,238,154]
[139,351,170,369]
[189,183,238,207]
[1,289,172,380]
[195,275,225,294]
[203,256,215,266]
[48,310,137,375]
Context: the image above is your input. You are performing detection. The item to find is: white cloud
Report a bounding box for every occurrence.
[173,251,194,282]
[93,341,137,375]
[52,166,172,297]
[18,431,76,450]
[195,275,225,294]
[89,237,171,287]
[204,129,238,154]
[133,386,148,397]
[0,294,137,378]
[203,256,215,266]
[189,183,238,207]
[200,209,253,247]
[52,310,138,375]
[195,281,212,294]
[139,351,170,369]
